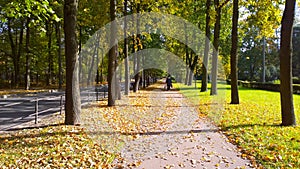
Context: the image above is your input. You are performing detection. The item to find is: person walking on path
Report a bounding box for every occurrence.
[165,75,172,91]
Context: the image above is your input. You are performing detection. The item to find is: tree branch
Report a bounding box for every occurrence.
[220,0,230,9]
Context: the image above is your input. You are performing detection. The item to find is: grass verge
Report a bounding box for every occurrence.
[175,82,300,168]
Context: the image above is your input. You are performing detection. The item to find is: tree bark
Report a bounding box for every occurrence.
[108,0,117,106]
[100,49,104,83]
[262,37,266,82]
[133,3,141,92]
[64,0,81,125]
[188,51,199,86]
[46,21,53,86]
[25,18,31,90]
[124,0,130,95]
[115,50,121,100]
[210,0,221,95]
[56,22,63,90]
[79,27,83,83]
[8,18,23,88]
[87,34,99,86]
[230,0,239,104]
[184,23,190,85]
[201,0,211,92]
[279,0,296,126]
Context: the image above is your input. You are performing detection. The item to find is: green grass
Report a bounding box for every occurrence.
[175,82,300,168]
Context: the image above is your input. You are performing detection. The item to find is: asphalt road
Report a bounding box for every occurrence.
[0,88,107,131]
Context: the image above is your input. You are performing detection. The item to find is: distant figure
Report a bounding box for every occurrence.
[166,75,172,91]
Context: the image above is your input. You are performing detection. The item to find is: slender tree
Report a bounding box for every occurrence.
[133,3,141,92]
[64,0,81,125]
[124,0,130,95]
[201,0,211,92]
[279,0,296,126]
[46,21,53,85]
[25,18,31,90]
[210,0,221,95]
[55,22,63,90]
[184,22,190,85]
[230,0,239,104]
[108,0,117,106]
[7,18,24,88]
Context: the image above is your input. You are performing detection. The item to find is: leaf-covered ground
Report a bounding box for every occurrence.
[0,89,52,96]
[81,84,184,159]
[3,82,299,168]
[0,83,186,168]
[0,125,116,168]
[81,82,253,169]
[177,82,300,168]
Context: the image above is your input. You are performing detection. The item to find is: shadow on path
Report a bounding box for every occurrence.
[87,128,220,137]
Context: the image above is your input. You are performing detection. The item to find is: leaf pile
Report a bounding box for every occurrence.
[82,84,182,168]
[177,82,300,168]
[0,126,116,168]
[0,89,51,96]
[83,84,180,139]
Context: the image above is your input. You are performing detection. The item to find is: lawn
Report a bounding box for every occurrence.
[175,82,300,168]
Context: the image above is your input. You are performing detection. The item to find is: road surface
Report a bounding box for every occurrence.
[0,87,107,131]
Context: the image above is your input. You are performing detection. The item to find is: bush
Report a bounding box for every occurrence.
[293,77,300,84]
[238,81,300,94]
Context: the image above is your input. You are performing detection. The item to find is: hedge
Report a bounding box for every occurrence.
[226,80,300,94]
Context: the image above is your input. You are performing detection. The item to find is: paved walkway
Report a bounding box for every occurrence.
[2,84,255,168]
[114,85,254,169]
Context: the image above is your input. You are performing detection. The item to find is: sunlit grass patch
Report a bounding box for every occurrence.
[177,82,300,168]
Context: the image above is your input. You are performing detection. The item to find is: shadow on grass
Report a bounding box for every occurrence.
[115,104,197,108]
[221,123,282,131]
[6,123,65,132]
[0,124,78,149]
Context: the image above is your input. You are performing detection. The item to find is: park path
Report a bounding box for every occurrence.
[114,84,254,169]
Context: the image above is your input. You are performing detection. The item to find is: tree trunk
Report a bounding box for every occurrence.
[96,45,100,85]
[279,0,296,126]
[184,23,190,85]
[133,3,141,92]
[230,0,239,104]
[210,0,221,95]
[17,20,24,88]
[79,27,83,83]
[100,49,104,83]
[133,53,141,92]
[87,34,98,86]
[188,29,199,86]
[108,0,117,106]
[64,0,81,125]
[25,18,31,90]
[124,0,130,95]
[56,22,63,90]
[142,55,146,88]
[8,18,23,88]
[262,37,266,82]
[115,50,121,100]
[201,0,211,92]
[46,22,53,86]
[8,19,16,87]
